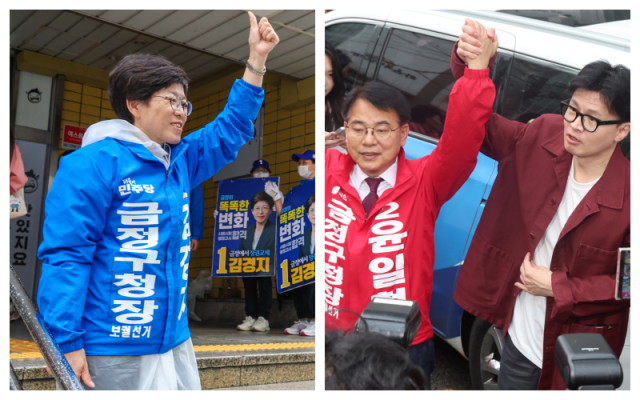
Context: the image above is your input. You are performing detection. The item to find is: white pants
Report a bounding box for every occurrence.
[57,338,201,390]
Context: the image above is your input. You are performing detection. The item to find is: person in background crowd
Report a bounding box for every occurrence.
[210,158,282,332]
[37,12,278,390]
[284,149,316,336]
[189,184,204,251]
[324,22,497,386]
[326,330,429,390]
[290,193,315,337]
[325,41,347,153]
[10,129,28,321]
[10,129,27,198]
[237,191,277,332]
[255,158,284,216]
[292,149,315,181]
[452,18,630,390]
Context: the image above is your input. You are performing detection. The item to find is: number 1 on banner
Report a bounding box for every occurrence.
[280,259,290,289]
[217,247,227,274]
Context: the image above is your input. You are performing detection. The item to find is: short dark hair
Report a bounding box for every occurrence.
[306,193,315,211]
[569,60,630,122]
[325,330,429,390]
[108,53,190,124]
[342,81,411,125]
[250,191,275,210]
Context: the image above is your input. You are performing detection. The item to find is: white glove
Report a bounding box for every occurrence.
[265,181,282,201]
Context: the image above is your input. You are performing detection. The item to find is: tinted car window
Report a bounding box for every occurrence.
[501,55,629,161]
[377,29,456,142]
[326,23,378,93]
[375,29,512,143]
[501,54,577,123]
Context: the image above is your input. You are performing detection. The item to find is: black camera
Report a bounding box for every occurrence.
[554,333,623,390]
[354,297,421,348]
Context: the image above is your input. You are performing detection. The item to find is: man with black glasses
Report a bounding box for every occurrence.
[324,21,498,387]
[452,19,630,390]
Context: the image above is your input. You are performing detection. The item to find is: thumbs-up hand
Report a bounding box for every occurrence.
[248,11,279,60]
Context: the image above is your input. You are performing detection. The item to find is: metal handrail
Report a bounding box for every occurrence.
[10,265,84,390]
[10,363,22,390]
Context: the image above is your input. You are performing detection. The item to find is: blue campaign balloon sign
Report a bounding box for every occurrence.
[212,177,279,277]
[276,181,315,293]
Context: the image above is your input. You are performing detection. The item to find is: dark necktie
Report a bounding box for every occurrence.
[362,177,383,218]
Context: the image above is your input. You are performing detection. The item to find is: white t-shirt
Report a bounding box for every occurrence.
[509,157,600,368]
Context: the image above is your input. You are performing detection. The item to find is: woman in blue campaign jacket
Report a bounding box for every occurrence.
[36,12,279,390]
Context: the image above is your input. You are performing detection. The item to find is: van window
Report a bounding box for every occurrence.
[326,23,378,93]
[376,29,456,142]
[501,54,577,123]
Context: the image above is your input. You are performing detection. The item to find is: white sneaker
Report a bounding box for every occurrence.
[284,319,308,335]
[300,320,315,337]
[252,316,270,332]
[237,316,255,331]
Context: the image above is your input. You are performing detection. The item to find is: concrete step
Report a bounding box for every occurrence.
[213,380,314,390]
[12,350,315,390]
[11,321,315,390]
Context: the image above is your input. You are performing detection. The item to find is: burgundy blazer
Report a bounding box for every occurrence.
[450,43,630,390]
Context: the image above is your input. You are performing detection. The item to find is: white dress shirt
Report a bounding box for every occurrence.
[349,158,398,201]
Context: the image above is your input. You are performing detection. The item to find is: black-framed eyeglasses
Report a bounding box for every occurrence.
[152,95,193,116]
[560,101,622,133]
[345,122,403,141]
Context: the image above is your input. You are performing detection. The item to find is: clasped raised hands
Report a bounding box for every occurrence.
[457,18,499,70]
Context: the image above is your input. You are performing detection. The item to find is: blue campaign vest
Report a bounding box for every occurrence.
[37,79,263,356]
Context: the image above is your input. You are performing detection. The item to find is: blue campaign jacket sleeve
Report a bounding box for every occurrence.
[36,151,114,353]
[184,79,264,188]
[190,184,204,241]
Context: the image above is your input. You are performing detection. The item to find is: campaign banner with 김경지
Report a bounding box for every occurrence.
[212,177,279,278]
[276,181,315,293]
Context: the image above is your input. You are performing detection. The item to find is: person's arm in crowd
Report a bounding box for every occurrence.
[265,180,284,216]
[37,153,110,388]
[425,20,497,210]
[190,184,204,251]
[10,144,28,194]
[325,131,346,149]
[184,12,278,187]
[450,19,530,162]
[275,198,283,216]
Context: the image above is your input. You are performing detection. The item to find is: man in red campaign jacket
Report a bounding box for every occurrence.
[325,21,498,384]
[452,20,630,390]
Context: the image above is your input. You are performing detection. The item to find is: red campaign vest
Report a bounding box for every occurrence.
[324,68,495,345]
